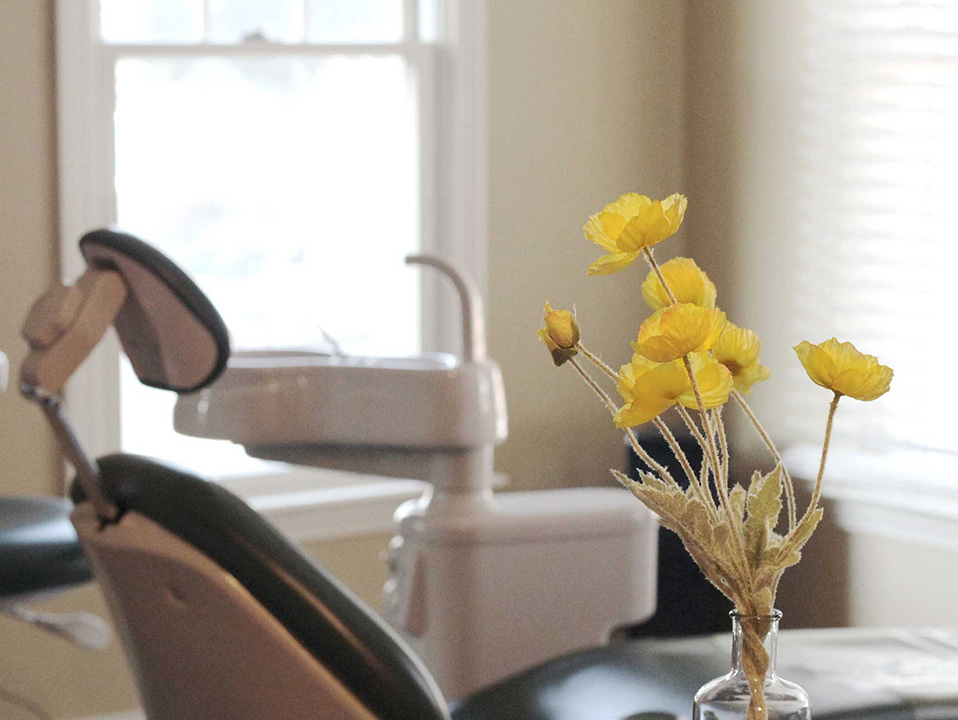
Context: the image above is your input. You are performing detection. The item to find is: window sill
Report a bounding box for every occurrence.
[222,468,428,544]
[783,443,958,552]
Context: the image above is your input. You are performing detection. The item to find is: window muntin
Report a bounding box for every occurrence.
[96,1,432,475]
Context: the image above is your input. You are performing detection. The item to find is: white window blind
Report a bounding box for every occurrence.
[785,0,958,455]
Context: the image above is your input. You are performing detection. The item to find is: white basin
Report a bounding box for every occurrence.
[174,349,508,479]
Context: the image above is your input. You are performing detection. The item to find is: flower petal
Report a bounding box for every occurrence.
[587,251,640,276]
[661,193,688,234]
[614,360,688,428]
[616,202,666,251]
[641,257,717,311]
[542,302,580,348]
[714,323,762,369]
[833,364,894,401]
[583,214,618,253]
[793,340,837,391]
[635,304,726,363]
[733,362,770,395]
[677,353,733,409]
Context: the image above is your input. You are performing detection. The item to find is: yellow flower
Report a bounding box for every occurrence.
[614,352,732,428]
[793,338,893,401]
[677,352,734,410]
[713,322,771,395]
[538,302,580,366]
[642,257,717,311]
[584,193,688,276]
[615,355,688,427]
[633,303,728,363]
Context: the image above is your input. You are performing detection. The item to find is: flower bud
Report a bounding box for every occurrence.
[539,302,580,366]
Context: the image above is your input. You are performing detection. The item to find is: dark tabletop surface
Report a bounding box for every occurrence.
[452,626,957,720]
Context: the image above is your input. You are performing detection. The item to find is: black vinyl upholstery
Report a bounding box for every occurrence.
[79,229,231,393]
[72,454,448,720]
[0,496,91,598]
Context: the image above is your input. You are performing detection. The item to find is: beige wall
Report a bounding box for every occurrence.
[0,0,61,497]
[488,0,687,492]
[684,0,807,456]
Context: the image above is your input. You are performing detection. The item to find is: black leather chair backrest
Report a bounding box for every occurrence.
[79,229,230,393]
[73,455,450,720]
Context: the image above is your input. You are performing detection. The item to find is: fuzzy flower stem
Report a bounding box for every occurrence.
[568,357,675,485]
[731,390,798,532]
[715,408,730,488]
[644,246,749,579]
[577,342,710,509]
[684,353,751,581]
[643,248,678,304]
[707,409,724,483]
[684,359,730,502]
[800,391,841,528]
[643,247,717,492]
[676,406,709,459]
[676,394,720,507]
[576,343,619,382]
[654,417,717,520]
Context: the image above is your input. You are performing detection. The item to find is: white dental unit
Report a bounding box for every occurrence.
[174,255,658,698]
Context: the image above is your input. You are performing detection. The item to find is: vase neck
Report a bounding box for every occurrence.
[730,611,781,677]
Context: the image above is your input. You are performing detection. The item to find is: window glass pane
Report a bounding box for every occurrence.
[113,54,419,473]
[100,0,203,44]
[418,0,439,43]
[306,0,404,43]
[207,0,303,44]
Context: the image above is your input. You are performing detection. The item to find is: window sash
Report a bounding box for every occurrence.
[55,0,487,480]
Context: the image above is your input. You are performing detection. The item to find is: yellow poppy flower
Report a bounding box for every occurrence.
[538,302,580,366]
[585,193,688,276]
[633,303,728,363]
[614,352,732,428]
[793,338,893,401]
[676,352,734,410]
[641,257,717,311]
[615,355,687,427]
[712,322,771,395]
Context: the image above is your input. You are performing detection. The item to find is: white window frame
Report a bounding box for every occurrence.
[54,0,486,529]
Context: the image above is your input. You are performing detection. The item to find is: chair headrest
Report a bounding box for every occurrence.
[79,229,230,393]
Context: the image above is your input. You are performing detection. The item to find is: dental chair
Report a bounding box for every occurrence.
[17,229,681,720]
[17,230,958,720]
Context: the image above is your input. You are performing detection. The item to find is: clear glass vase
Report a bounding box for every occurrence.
[693,610,810,720]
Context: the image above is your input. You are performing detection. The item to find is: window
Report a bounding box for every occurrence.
[785,0,958,458]
[56,0,486,483]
